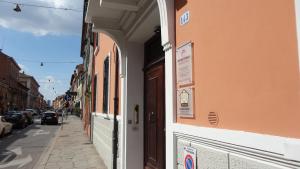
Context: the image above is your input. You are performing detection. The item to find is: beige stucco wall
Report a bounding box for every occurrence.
[176,0,300,138]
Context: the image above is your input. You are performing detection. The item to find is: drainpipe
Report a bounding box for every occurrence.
[90,42,96,143]
[113,44,119,169]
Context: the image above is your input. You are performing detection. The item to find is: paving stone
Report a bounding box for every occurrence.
[45,162,59,169]
[36,116,107,169]
[74,161,89,168]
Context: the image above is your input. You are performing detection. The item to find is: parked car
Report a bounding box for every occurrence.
[21,111,34,125]
[25,109,38,116]
[41,111,58,125]
[4,111,28,129]
[36,109,42,115]
[0,116,13,137]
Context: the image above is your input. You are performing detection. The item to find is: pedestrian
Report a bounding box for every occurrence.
[62,110,65,121]
[65,110,68,120]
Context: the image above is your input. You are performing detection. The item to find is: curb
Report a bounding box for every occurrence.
[32,124,62,169]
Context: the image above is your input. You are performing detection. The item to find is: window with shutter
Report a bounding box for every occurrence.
[102,57,109,113]
[93,75,97,112]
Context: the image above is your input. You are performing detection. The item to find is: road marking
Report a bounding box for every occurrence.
[0,154,12,164]
[0,155,32,168]
[0,147,22,164]
[0,147,30,168]
[1,147,22,156]
[11,147,22,155]
[33,129,50,136]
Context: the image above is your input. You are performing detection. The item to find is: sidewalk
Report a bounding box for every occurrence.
[34,115,107,169]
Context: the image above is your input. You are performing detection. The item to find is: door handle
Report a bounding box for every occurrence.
[148,112,154,121]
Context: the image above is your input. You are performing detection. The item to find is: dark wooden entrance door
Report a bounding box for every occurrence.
[144,63,165,169]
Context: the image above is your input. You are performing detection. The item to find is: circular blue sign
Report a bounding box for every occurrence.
[184,154,194,169]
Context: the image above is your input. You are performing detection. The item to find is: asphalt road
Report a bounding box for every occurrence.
[0,117,61,169]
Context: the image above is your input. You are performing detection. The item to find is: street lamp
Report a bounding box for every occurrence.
[13,4,21,12]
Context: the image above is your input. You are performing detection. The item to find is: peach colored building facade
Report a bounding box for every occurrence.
[175,0,300,139]
[87,33,121,169]
[93,33,119,115]
[83,0,300,169]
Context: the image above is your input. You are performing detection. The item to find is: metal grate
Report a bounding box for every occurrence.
[208,112,219,126]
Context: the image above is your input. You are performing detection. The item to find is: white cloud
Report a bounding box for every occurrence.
[0,0,83,36]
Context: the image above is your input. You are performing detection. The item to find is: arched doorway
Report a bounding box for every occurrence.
[84,0,175,168]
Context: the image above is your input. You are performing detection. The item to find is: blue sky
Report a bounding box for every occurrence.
[0,0,83,101]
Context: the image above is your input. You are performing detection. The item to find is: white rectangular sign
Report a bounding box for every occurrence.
[184,146,197,169]
[176,42,193,86]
